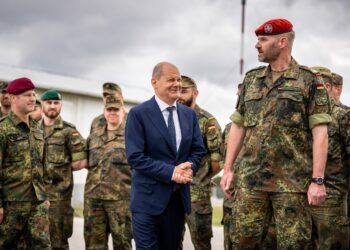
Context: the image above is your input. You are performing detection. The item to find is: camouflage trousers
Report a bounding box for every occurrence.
[232,188,312,250]
[84,198,132,250]
[185,210,213,250]
[49,200,74,250]
[310,195,349,250]
[0,200,51,250]
[222,205,233,250]
[262,216,277,250]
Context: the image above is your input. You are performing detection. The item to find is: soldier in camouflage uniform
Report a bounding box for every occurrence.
[30,99,43,122]
[0,77,51,249]
[84,96,132,250]
[221,122,234,250]
[178,75,222,250]
[332,72,348,108]
[90,82,125,133]
[309,66,350,249]
[0,81,11,118]
[41,89,87,250]
[220,19,332,249]
[334,72,350,248]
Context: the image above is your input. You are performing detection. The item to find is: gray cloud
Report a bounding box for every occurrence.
[0,0,349,95]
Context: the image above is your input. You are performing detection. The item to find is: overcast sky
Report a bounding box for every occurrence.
[0,0,349,126]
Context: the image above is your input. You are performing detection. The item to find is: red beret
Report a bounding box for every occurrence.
[6,77,35,95]
[255,18,293,36]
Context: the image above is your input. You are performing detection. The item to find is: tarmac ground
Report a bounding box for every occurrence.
[69,217,224,249]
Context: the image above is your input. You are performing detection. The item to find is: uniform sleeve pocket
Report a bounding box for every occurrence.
[245,92,262,102]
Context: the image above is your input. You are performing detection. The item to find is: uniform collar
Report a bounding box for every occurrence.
[8,111,28,126]
[257,57,300,80]
[42,115,64,129]
[194,104,201,115]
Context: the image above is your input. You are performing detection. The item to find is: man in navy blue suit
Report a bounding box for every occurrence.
[125,61,205,250]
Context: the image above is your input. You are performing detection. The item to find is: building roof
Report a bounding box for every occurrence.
[0,63,152,104]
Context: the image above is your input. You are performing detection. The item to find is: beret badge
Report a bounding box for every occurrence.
[264,24,273,34]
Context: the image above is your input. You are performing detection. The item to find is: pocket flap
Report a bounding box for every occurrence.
[277,89,303,102]
[245,92,263,101]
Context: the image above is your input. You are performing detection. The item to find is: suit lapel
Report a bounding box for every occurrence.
[146,97,177,155]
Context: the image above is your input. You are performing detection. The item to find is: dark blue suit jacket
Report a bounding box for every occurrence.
[125,96,205,215]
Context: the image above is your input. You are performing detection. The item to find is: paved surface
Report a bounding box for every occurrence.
[69,217,224,249]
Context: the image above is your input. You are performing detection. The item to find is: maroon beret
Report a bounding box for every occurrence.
[255,18,293,36]
[6,77,35,95]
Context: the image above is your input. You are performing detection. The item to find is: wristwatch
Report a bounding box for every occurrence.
[311,177,325,185]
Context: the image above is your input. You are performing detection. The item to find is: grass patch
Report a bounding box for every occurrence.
[74,207,84,217]
[212,205,223,227]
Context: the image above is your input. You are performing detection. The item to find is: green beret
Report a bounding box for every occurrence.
[105,95,123,109]
[311,66,333,80]
[103,82,122,96]
[331,72,343,85]
[181,75,197,89]
[0,81,8,92]
[41,89,62,101]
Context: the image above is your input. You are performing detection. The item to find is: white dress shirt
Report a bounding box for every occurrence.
[154,95,182,151]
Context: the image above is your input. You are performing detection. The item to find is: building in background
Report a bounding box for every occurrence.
[0,64,152,207]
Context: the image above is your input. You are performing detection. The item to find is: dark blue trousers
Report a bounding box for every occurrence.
[132,190,185,250]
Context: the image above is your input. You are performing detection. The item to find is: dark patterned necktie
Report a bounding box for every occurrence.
[166,106,177,151]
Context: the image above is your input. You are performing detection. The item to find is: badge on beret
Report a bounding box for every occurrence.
[255,18,293,36]
[264,24,273,34]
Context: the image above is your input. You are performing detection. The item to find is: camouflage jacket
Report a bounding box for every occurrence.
[231,58,332,193]
[90,113,106,134]
[340,102,349,110]
[325,100,350,195]
[85,122,131,200]
[42,116,86,200]
[190,105,222,212]
[0,112,46,207]
[90,112,128,134]
[0,108,7,119]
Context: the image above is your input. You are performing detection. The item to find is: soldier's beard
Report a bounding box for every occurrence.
[179,97,193,107]
[258,42,280,63]
[1,98,10,108]
[45,110,60,119]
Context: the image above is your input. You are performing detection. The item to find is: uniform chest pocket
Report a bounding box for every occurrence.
[111,148,128,165]
[277,87,303,102]
[47,138,66,164]
[244,92,263,127]
[6,133,28,162]
[275,87,305,127]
